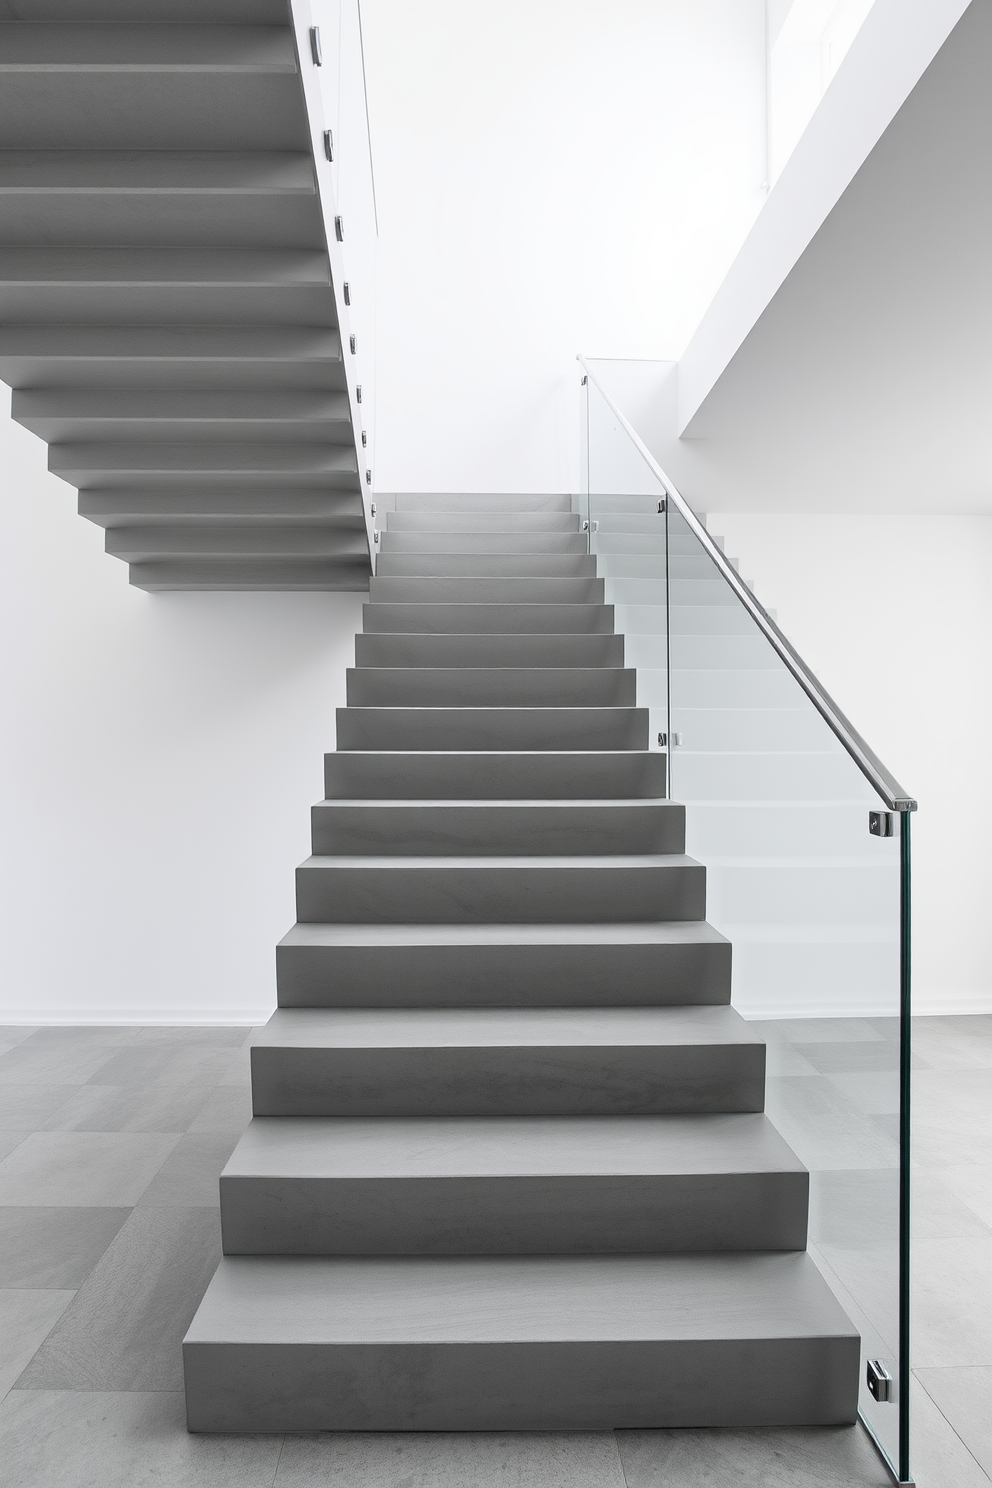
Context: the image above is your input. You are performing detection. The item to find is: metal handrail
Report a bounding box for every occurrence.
[578,355,917,813]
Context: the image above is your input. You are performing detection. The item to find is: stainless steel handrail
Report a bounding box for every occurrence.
[578,354,917,812]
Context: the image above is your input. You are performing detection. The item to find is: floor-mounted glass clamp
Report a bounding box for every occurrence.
[866,1359,893,1402]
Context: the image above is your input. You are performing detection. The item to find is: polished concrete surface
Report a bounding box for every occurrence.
[2,1015,991,1485]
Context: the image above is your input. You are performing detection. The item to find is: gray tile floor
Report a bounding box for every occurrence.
[0,1016,989,1486]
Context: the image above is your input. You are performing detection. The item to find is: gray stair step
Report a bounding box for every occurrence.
[384,512,579,533]
[0,325,344,391]
[368,576,605,604]
[183,1251,859,1431]
[275,920,730,1008]
[374,553,597,578]
[0,149,320,249]
[392,493,573,513]
[80,487,364,526]
[62,444,356,490]
[129,558,368,593]
[379,532,588,555]
[295,853,705,925]
[335,706,648,752]
[219,1113,808,1255]
[353,633,624,668]
[109,525,367,562]
[0,22,296,74]
[15,386,349,442]
[324,750,667,799]
[310,798,682,856]
[345,667,636,707]
[250,1006,762,1117]
[0,23,304,156]
[0,245,332,326]
[362,603,615,634]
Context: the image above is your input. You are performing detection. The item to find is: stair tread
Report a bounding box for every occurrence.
[255,1004,756,1050]
[0,244,329,285]
[313,797,672,809]
[0,149,314,190]
[0,24,297,73]
[186,1251,854,1345]
[300,852,698,868]
[224,1112,803,1179]
[278,920,728,948]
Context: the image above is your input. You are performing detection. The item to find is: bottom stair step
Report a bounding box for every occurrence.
[183,1251,860,1431]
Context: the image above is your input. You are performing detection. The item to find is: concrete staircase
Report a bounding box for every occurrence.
[0,0,368,590]
[183,493,860,1432]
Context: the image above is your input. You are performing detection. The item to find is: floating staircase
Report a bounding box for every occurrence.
[183,493,860,1432]
[0,0,369,590]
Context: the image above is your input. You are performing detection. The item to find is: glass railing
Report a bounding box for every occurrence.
[581,356,914,1485]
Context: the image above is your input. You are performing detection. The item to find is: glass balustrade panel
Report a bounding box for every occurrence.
[580,367,910,1479]
[583,377,670,785]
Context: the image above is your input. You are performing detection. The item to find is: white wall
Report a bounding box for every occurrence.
[708,512,992,1015]
[360,0,767,496]
[0,392,363,1023]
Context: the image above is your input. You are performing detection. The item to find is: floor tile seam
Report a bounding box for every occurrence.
[612,1427,632,1488]
[270,1433,287,1487]
[6,1288,80,1402]
[918,1176,992,1239]
[913,1368,992,1484]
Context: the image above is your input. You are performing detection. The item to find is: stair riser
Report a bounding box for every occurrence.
[369,577,605,603]
[384,513,580,532]
[362,603,615,634]
[336,708,648,752]
[219,1171,808,1255]
[184,1333,859,1432]
[324,751,667,799]
[250,1044,764,1116]
[379,533,588,554]
[345,669,637,707]
[375,554,597,578]
[353,633,625,668]
[0,196,323,252]
[275,938,731,1008]
[310,803,683,857]
[295,862,706,924]
[130,559,367,592]
[391,494,574,513]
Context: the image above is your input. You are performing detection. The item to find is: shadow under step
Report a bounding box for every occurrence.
[345,667,637,707]
[310,798,683,856]
[383,512,579,532]
[362,602,615,634]
[275,920,731,1008]
[219,1112,808,1256]
[183,1251,859,1431]
[250,1005,761,1116]
[353,633,625,667]
[130,557,369,591]
[336,706,648,751]
[375,553,597,578]
[295,852,705,924]
[379,532,588,555]
[391,494,574,512]
[324,750,667,798]
[368,576,605,603]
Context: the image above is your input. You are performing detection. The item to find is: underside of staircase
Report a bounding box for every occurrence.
[183,493,861,1432]
[0,0,369,590]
